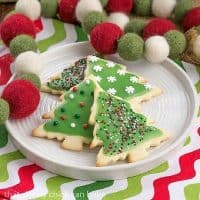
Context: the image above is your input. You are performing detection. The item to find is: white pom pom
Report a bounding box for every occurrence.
[15,0,41,20]
[75,0,103,23]
[107,12,130,30]
[152,0,176,18]
[193,35,200,57]
[144,36,170,63]
[14,51,43,76]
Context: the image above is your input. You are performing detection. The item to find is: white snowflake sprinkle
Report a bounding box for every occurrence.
[117,69,126,76]
[88,56,98,62]
[107,76,117,83]
[93,65,103,72]
[125,86,135,94]
[69,94,74,99]
[85,79,90,85]
[95,76,102,82]
[70,123,76,128]
[106,61,115,68]
[144,83,152,90]
[107,88,117,95]
[130,76,138,83]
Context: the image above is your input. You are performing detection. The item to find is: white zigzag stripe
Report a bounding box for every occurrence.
[61,180,93,200]
[11,171,55,200]
[184,62,199,84]
[169,160,200,200]
[89,179,128,200]
[0,159,32,188]
[0,138,17,156]
[49,23,77,50]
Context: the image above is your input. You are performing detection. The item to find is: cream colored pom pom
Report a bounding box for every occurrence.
[14,51,43,76]
[107,12,129,30]
[15,0,41,20]
[144,36,170,63]
[193,35,200,57]
[152,0,176,18]
[75,0,103,23]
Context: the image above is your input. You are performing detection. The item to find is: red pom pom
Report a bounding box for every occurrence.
[58,0,79,23]
[90,22,124,54]
[143,18,176,40]
[0,54,13,85]
[183,7,200,31]
[107,0,134,13]
[0,14,36,46]
[2,80,40,119]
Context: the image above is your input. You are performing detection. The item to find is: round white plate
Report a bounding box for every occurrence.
[6,42,198,180]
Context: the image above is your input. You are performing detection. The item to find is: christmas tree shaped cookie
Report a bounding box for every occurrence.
[41,56,161,105]
[32,79,95,151]
[89,89,171,167]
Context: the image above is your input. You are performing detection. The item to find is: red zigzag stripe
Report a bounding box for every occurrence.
[0,164,42,199]
[153,149,200,200]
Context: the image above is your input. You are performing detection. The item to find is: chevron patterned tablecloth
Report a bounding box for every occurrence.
[0,17,200,200]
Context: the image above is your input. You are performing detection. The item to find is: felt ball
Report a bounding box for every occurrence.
[0,14,36,46]
[90,22,124,54]
[0,99,10,124]
[40,0,58,18]
[100,0,109,7]
[125,19,147,35]
[82,11,107,34]
[142,18,176,40]
[117,33,144,61]
[152,0,176,18]
[9,35,38,57]
[2,80,40,119]
[164,30,187,59]
[144,36,170,63]
[183,7,200,31]
[75,0,103,23]
[193,35,200,57]
[19,73,41,89]
[107,12,130,30]
[14,51,43,76]
[106,0,133,14]
[134,0,152,16]
[15,0,41,20]
[174,0,193,22]
[58,0,79,23]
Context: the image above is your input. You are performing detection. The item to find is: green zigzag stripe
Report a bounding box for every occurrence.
[38,19,66,52]
[75,26,88,42]
[195,81,200,94]
[0,125,8,148]
[184,183,200,200]
[36,176,73,200]
[196,66,200,75]
[103,162,169,200]
[0,151,25,182]
[173,59,186,71]
[74,181,114,200]
[184,136,191,146]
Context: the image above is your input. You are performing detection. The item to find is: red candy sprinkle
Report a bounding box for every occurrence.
[72,87,78,92]
[60,115,66,120]
[83,124,89,129]
[79,102,85,107]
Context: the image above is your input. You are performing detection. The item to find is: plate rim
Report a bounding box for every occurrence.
[6,41,199,173]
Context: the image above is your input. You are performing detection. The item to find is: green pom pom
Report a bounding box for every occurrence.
[0,99,10,124]
[9,35,37,57]
[125,19,147,35]
[100,0,108,7]
[135,0,152,16]
[82,11,107,34]
[41,0,58,18]
[164,30,187,59]
[174,0,193,22]
[19,73,41,89]
[117,33,144,61]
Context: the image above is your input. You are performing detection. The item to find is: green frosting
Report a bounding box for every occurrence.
[164,30,187,59]
[174,0,193,22]
[9,34,38,57]
[82,11,107,34]
[125,19,147,35]
[95,92,163,156]
[19,73,41,89]
[0,99,10,124]
[40,0,58,18]
[44,80,95,139]
[117,33,144,61]
[135,0,152,16]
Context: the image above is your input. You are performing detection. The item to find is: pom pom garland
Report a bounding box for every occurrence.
[19,73,41,89]
[0,99,10,124]
[90,22,124,54]
[40,0,58,18]
[2,80,40,119]
[125,19,147,35]
[134,0,152,16]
